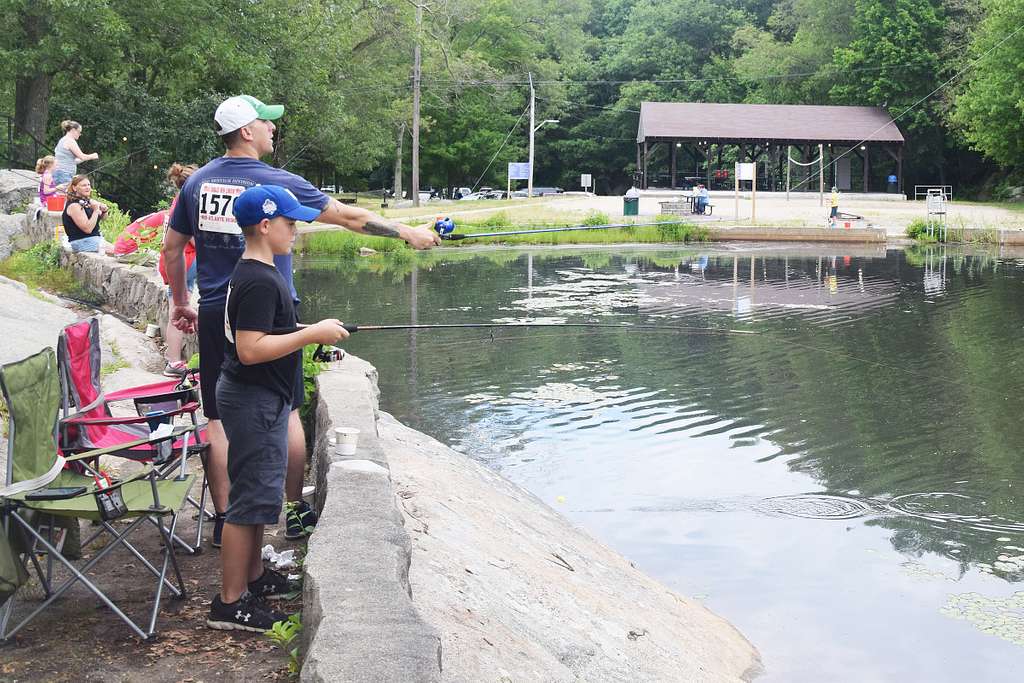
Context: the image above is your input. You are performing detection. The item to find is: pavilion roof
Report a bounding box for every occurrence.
[637,102,905,145]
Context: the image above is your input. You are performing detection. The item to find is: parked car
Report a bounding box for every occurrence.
[319,185,338,193]
[453,186,472,200]
[511,186,564,197]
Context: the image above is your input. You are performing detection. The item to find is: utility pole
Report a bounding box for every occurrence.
[528,72,535,198]
[411,2,422,207]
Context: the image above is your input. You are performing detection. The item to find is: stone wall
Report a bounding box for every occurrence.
[303,356,442,682]
[0,169,38,214]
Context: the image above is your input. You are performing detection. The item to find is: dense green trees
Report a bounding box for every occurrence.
[0,0,1020,211]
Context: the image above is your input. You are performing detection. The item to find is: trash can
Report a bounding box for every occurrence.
[887,174,898,193]
[623,187,640,216]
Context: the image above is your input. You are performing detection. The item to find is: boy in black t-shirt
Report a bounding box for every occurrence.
[207,185,348,632]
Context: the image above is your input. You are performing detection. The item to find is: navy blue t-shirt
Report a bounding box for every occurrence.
[168,156,329,307]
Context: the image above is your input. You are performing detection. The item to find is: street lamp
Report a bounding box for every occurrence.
[528,117,559,197]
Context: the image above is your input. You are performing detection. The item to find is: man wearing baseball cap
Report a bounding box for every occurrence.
[209,184,348,630]
[162,95,441,548]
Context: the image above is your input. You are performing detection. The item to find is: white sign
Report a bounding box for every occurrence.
[736,163,756,181]
[198,182,244,234]
[508,162,530,180]
[580,173,592,187]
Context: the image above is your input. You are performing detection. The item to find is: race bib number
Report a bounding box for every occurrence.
[198,182,245,234]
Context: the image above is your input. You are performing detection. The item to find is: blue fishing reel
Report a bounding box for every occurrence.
[434,216,456,237]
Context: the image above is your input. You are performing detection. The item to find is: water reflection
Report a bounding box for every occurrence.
[297,244,1024,680]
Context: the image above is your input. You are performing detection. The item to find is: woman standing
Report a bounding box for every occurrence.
[53,120,98,185]
[62,175,109,253]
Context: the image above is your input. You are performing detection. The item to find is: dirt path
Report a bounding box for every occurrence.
[0,278,301,681]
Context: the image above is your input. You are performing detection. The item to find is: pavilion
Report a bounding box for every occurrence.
[635,102,905,193]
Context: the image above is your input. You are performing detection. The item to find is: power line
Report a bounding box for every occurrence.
[787,17,1024,192]
[468,104,530,193]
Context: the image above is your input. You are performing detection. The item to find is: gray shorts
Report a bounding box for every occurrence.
[216,375,290,525]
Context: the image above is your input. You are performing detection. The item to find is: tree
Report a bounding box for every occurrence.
[952,0,1024,172]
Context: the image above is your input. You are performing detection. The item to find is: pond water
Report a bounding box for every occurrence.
[297,244,1024,681]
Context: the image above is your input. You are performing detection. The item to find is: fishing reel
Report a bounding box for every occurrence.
[433,216,456,238]
[312,345,346,363]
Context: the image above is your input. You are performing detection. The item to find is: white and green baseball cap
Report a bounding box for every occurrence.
[214,95,285,135]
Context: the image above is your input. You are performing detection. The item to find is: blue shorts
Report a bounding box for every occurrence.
[167,261,198,299]
[217,376,290,526]
[53,170,73,185]
[70,236,103,253]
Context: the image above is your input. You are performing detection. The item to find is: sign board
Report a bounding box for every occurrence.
[508,162,530,180]
[580,173,592,188]
[736,163,755,181]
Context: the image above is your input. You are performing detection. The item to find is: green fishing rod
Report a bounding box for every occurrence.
[312,321,756,361]
[433,218,691,241]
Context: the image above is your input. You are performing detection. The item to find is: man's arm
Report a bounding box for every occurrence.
[161,228,197,333]
[316,199,441,249]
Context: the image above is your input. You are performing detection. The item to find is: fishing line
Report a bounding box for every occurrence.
[440,219,690,240]
[786,17,1024,194]
[312,321,756,360]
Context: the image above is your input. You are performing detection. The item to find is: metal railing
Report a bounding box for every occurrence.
[914,185,953,201]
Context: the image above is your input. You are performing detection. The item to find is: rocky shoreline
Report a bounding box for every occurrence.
[305,356,761,682]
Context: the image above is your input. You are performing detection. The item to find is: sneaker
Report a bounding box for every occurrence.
[211,513,226,548]
[163,361,188,378]
[248,567,300,601]
[284,500,318,540]
[207,591,287,632]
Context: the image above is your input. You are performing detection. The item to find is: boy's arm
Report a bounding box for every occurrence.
[236,320,348,365]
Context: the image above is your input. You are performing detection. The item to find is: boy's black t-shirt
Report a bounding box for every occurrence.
[221,259,299,401]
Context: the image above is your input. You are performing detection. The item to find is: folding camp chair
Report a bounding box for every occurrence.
[0,348,196,641]
[56,318,212,550]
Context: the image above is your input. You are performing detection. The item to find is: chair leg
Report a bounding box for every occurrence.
[192,472,211,548]
[2,514,151,641]
[147,512,186,637]
[103,520,182,595]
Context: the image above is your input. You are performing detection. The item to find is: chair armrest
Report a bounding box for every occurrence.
[63,402,200,426]
[62,425,194,462]
[105,375,200,402]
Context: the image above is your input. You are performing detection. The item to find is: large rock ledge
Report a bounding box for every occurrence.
[305,356,761,682]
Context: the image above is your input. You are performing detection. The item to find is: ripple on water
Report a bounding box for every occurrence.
[886,492,1024,536]
[756,493,878,520]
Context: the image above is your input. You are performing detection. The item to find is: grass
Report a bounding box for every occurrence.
[906,216,1001,244]
[300,213,706,256]
[0,240,105,303]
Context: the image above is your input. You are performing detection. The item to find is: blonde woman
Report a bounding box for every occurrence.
[53,120,98,185]
[62,175,108,253]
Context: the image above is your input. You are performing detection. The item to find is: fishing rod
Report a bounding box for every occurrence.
[312,321,756,361]
[434,219,690,241]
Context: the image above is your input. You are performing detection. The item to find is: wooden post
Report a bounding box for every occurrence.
[819,143,824,207]
[862,145,869,193]
[897,146,903,195]
[734,161,740,222]
[642,140,648,189]
[752,161,757,224]
[706,143,712,189]
[670,141,677,189]
[786,145,791,201]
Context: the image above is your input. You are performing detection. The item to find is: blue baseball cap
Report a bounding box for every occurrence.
[232,185,321,227]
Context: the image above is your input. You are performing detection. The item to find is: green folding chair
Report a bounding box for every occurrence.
[0,348,196,641]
